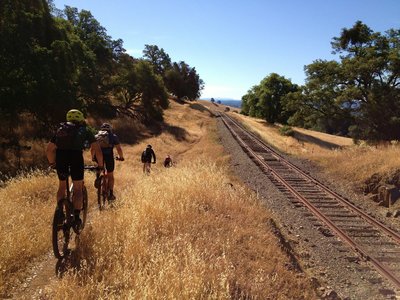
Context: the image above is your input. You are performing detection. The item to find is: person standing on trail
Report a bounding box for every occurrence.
[46,109,104,229]
[141,144,156,174]
[92,123,124,200]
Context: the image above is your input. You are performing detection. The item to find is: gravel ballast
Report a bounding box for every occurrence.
[216,115,399,300]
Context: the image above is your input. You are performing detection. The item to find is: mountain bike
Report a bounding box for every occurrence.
[143,161,155,175]
[52,165,99,259]
[95,156,123,210]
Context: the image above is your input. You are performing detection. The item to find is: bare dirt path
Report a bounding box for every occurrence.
[6,207,100,299]
[9,251,56,299]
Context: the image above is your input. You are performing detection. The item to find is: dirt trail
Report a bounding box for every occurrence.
[7,251,55,299]
[7,207,101,299]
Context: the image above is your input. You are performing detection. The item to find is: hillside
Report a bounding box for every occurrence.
[1,99,316,299]
[3,99,400,298]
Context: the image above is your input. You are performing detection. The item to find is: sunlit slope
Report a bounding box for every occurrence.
[0,100,315,299]
[222,108,400,186]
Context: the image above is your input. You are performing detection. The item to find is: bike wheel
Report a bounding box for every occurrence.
[52,200,72,259]
[81,186,88,229]
[102,177,108,209]
[97,175,103,210]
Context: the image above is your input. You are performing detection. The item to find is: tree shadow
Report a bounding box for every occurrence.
[163,124,188,141]
[189,103,213,115]
[293,130,345,150]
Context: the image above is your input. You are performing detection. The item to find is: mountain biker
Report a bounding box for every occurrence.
[46,109,104,229]
[141,144,156,174]
[92,123,124,200]
[164,154,173,168]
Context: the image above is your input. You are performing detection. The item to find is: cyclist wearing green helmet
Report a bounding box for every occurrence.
[46,109,104,228]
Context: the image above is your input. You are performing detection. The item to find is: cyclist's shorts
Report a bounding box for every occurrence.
[103,153,115,172]
[56,149,84,181]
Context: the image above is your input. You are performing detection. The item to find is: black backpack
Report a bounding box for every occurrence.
[141,148,152,162]
[55,122,79,149]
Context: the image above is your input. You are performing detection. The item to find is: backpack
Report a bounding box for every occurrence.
[141,148,152,162]
[55,122,79,149]
[95,130,112,148]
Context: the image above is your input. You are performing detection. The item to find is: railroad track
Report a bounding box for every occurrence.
[219,112,400,290]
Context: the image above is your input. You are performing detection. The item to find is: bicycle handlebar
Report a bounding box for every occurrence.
[84,165,102,172]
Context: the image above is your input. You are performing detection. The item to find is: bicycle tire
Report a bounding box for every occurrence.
[102,176,108,209]
[97,175,103,210]
[82,186,88,229]
[52,199,73,259]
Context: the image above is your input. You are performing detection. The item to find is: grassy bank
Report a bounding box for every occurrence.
[1,100,316,298]
[46,162,314,299]
[228,112,400,186]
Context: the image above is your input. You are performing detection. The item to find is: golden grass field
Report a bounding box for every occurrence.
[0,100,316,299]
[223,109,400,186]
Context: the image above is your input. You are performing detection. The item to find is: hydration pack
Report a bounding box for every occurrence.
[141,148,152,162]
[95,130,112,148]
[55,122,79,149]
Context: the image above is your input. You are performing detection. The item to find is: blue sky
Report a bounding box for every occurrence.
[53,0,400,100]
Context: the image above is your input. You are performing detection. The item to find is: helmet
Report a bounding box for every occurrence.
[66,109,84,123]
[100,123,112,132]
[147,144,152,149]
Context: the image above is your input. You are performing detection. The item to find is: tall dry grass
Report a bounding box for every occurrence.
[1,100,316,298]
[0,171,55,293]
[45,162,314,299]
[229,112,400,185]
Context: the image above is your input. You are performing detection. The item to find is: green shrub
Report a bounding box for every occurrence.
[279,125,294,136]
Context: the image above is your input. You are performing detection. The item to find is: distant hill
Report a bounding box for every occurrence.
[201,98,242,108]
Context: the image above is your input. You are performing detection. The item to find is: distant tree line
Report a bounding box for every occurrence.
[0,0,204,136]
[241,21,400,141]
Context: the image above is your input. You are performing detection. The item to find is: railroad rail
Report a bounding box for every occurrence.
[219,112,400,289]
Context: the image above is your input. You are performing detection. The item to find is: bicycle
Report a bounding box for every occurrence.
[95,156,123,210]
[143,161,155,175]
[52,165,99,259]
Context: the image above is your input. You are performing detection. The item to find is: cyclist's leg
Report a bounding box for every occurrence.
[106,155,115,189]
[107,171,115,199]
[55,149,69,203]
[146,162,151,174]
[70,151,84,225]
[71,180,84,210]
[104,153,115,198]
[57,181,67,204]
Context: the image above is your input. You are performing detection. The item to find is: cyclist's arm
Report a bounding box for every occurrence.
[91,142,104,169]
[115,144,124,160]
[46,142,57,165]
[152,150,156,163]
[90,146,95,161]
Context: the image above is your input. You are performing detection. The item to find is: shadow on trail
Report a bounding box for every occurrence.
[163,124,188,141]
[293,130,345,150]
[55,243,84,278]
[189,103,214,117]
[145,121,188,142]
[55,252,80,278]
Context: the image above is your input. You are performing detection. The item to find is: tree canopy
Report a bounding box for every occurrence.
[0,0,204,136]
[242,21,400,141]
[241,73,298,124]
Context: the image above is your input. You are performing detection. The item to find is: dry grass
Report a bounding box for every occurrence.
[1,100,316,299]
[0,171,55,292]
[46,162,314,299]
[228,112,400,185]
[311,145,400,185]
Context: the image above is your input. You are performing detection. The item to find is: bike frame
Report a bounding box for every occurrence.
[52,166,96,259]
